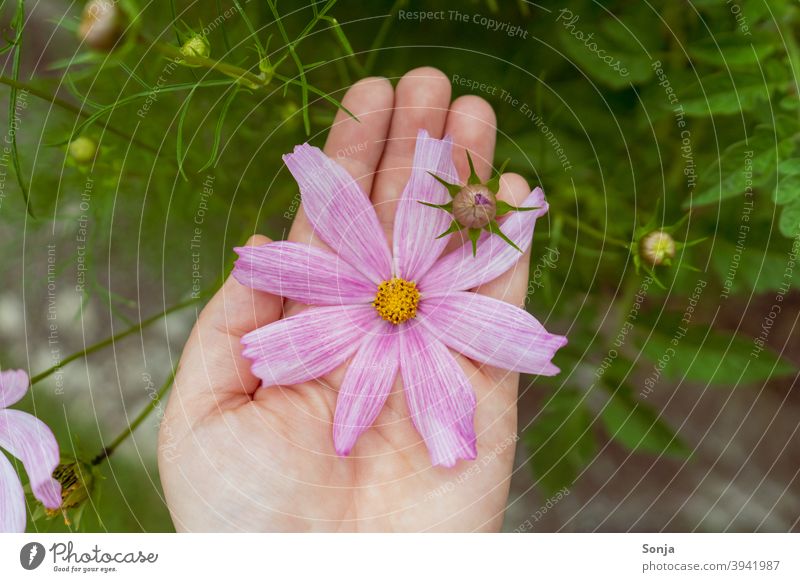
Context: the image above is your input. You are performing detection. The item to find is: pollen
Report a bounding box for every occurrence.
[372,277,420,325]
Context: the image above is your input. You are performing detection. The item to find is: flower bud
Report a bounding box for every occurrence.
[179,35,210,64]
[453,184,496,229]
[640,230,676,266]
[68,136,97,164]
[78,0,126,52]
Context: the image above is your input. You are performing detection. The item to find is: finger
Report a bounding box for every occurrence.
[444,95,497,182]
[288,77,394,247]
[474,173,534,306]
[166,235,282,430]
[372,66,452,235]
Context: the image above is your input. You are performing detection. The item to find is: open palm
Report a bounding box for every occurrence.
[159,67,540,532]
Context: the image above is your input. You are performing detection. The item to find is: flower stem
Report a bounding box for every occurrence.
[91,368,176,466]
[30,297,200,386]
[558,212,630,249]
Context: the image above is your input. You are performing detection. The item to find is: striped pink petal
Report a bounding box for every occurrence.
[0,452,26,532]
[419,292,566,376]
[283,144,392,284]
[0,369,29,409]
[333,323,400,456]
[420,187,548,294]
[393,129,460,281]
[0,409,61,510]
[399,323,477,467]
[233,242,375,306]
[242,305,378,386]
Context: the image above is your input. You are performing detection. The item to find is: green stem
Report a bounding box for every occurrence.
[30,297,200,385]
[91,368,176,466]
[0,76,160,156]
[558,212,630,249]
[365,0,407,74]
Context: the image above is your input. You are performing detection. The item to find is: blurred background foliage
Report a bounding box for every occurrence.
[1,0,798,531]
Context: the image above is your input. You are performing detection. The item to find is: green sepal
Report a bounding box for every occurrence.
[427,171,462,198]
[418,200,453,212]
[487,220,523,253]
[486,158,510,193]
[436,220,463,239]
[495,200,540,218]
[465,150,481,185]
[468,228,481,256]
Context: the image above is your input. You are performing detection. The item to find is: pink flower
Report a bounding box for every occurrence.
[234,129,567,467]
[0,370,62,532]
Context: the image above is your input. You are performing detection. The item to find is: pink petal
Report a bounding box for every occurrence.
[420,187,548,294]
[333,323,399,456]
[0,369,30,409]
[399,323,477,467]
[283,144,392,284]
[0,409,61,510]
[419,292,566,375]
[0,452,26,532]
[233,242,375,306]
[393,129,460,281]
[242,305,379,386]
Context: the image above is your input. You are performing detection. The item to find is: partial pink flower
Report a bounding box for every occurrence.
[234,129,567,468]
[0,370,62,532]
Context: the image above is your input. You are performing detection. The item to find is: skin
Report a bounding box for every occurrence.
[159,67,537,532]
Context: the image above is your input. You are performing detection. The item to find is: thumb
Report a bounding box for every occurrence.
[165,235,282,435]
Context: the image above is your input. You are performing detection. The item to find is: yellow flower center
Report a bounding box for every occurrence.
[372,278,420,325]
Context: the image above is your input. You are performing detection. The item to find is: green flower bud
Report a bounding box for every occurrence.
[78,0,126,52]
[68,137,97,164]
[453,184,497,229]
[640,230,676,266]
[179,35,210,64]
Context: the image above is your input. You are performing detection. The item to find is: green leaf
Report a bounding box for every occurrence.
[465,150,480,185]
[524,389,596,497]
[468,227,480,256]
[680,65,786,116]
[773,173,800,205]
[487,220,522,252]
[711,241,795,294]
[427,171,462,198]
[690,128,794,207]
[495,199,539,218]
[640,328,796,386]
[435,220,462,239]
[688,31,777,68]
[779,198,800,237]
[600,388,689,457]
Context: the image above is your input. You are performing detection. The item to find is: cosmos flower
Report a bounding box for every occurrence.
[0,370,62,532]
[233,129,567,467]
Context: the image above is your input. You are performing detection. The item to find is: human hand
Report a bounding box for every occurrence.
[159,67,544,532]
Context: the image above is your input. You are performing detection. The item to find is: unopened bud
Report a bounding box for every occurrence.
[179,35,210,64]
[453,184,496,229]
[68,137,97,164]
[78,0,126,52]
[640,230,676,266]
